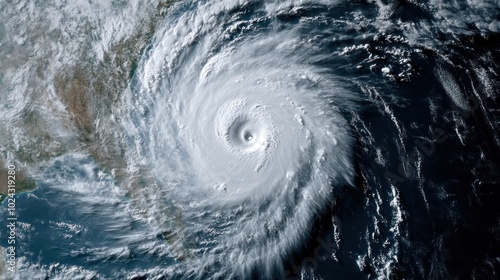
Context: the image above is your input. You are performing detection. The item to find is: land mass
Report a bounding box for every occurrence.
[0,160,36,205]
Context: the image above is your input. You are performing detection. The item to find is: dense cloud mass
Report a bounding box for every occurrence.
[0,0,499,279]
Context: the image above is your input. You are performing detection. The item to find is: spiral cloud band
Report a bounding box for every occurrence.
[123,0,354,277]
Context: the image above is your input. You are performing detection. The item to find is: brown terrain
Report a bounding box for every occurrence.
[0,159,36,205]
[1,0,188,264]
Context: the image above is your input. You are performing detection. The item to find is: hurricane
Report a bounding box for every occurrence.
[0,0,499,279]
[123,0,355,277]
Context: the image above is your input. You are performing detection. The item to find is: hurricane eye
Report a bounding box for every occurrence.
[243,131,253,141]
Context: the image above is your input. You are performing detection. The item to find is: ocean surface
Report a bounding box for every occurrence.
[0,0,499,279]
